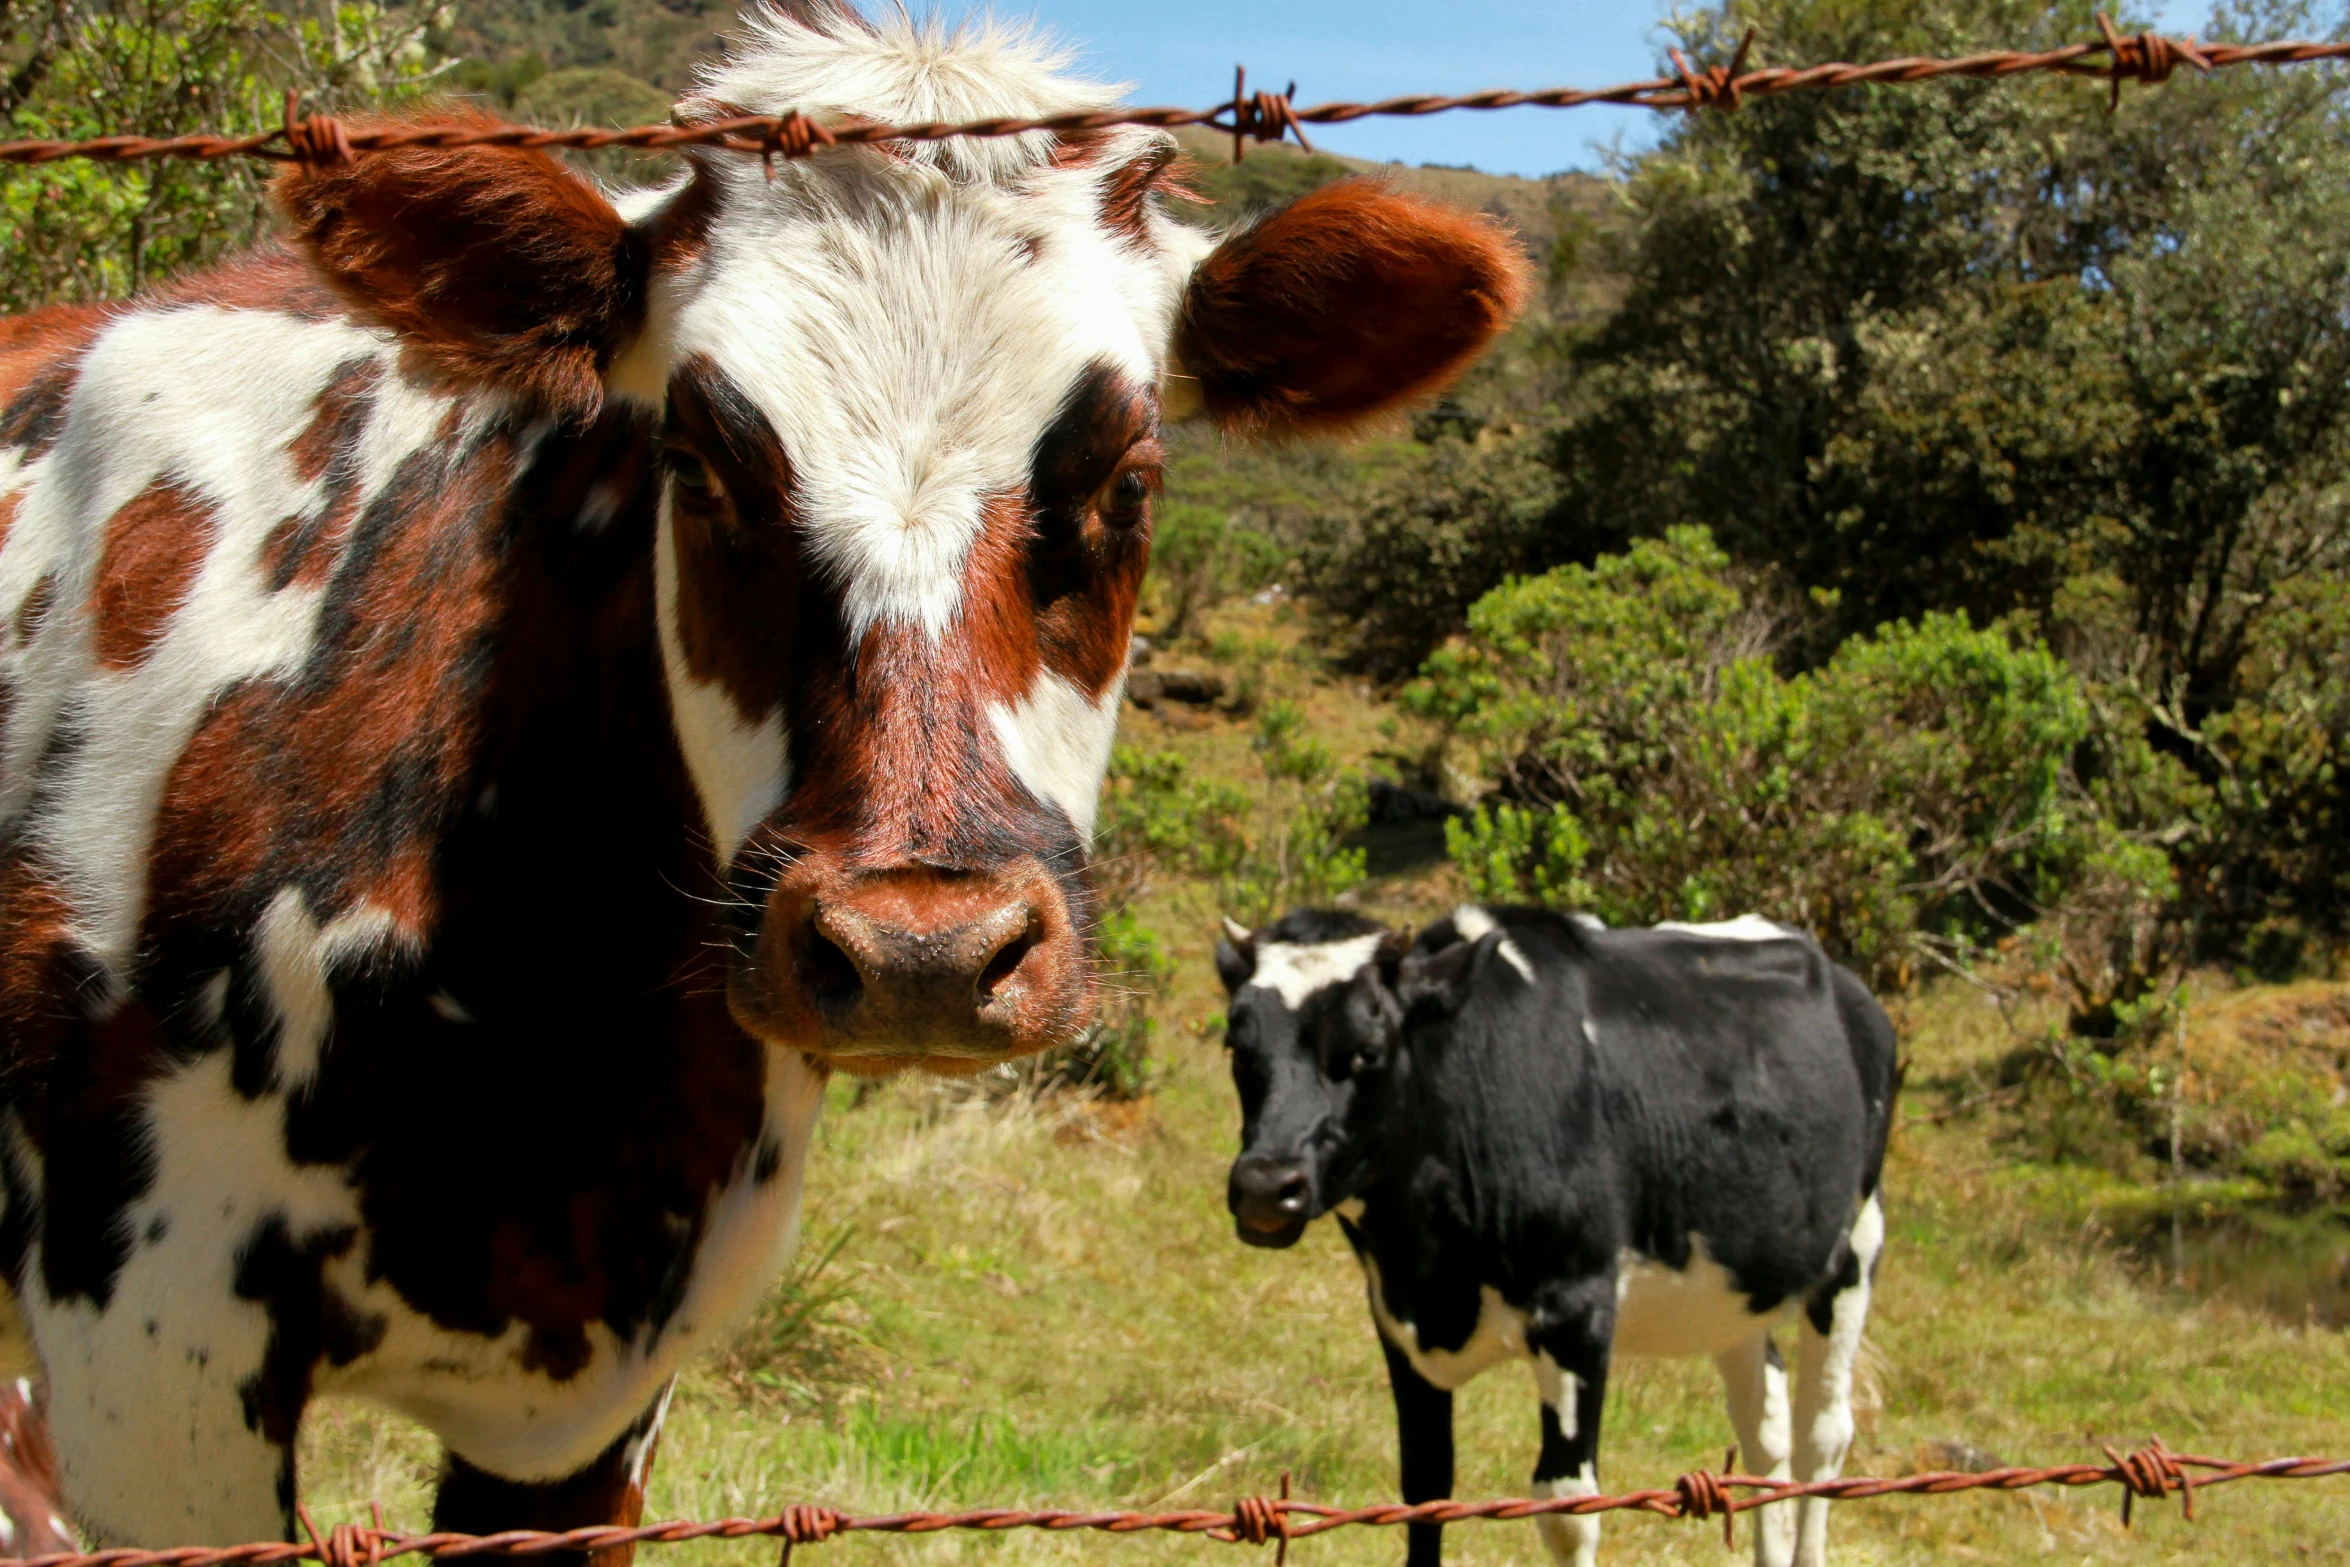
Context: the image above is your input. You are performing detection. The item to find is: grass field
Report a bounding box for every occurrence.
[298,609,2350,1565]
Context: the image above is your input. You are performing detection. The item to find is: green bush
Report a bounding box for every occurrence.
[1,0,453,311]
[1418,527,2179,1011]
[1043,909,1170,1101]
[1300,431,1567,680]
[1143,501,1284,645]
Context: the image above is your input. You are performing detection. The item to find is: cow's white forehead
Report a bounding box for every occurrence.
[638,7,1194,644]
[1248,935,1383,1011]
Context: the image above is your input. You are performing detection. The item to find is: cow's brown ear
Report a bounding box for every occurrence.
[272,110,647,422]
[1172,179,1530,439]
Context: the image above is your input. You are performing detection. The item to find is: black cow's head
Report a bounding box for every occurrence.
[1213,909,1422,1248]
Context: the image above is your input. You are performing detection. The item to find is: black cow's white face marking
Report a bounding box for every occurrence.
[1214,912,1403,1247]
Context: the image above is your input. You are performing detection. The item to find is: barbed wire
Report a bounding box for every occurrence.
[3,1444,2343,1567]
[1,14,2348,171]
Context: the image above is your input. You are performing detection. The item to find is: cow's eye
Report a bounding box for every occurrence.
[1099,463,1157,529]
[666,449,716,495]
[1349,1049,1378,1076]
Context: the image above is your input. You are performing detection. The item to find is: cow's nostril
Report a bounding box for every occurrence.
[976,920,1039,1001]
[805,927,863,1016]
[1275,1171,1310,1212]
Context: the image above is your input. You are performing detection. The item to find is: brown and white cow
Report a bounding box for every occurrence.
[0,0,1526,1554]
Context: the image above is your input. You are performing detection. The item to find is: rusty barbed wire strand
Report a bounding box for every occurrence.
[2,14,2349,170]
[1,1446,2343,1567]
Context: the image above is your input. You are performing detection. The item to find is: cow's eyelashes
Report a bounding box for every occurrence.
[1095,461,1160,531]
[664,448,719,496]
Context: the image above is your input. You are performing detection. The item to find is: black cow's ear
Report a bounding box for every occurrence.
[1214,916,1257,993]
[1398,936,1476,1018]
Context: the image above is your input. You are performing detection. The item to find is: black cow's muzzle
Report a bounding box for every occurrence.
[1227,1155,1312,1248]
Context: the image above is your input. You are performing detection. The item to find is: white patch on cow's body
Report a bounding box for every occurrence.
[1656,914,1794,943]
[1613,1238,1788,1358]
[654,503,790,864]
[0,305,444,976]
[25,1051,359,1545]
[1530,1462,1601,1567]
[991,671,1123,839]
[1452,903,1536,981]
[1247,934,1381,1011]
[1451,903,1499,942]
[1362,1260,1528,1393]
[253,889,412,1089]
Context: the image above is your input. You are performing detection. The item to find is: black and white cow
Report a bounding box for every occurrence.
[1215,906,1896,1567]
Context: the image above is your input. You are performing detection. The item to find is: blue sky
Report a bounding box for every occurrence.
[1010,0,2214,177]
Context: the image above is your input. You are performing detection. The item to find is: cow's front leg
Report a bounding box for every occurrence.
[1527,1294,1611,1567]
[431,1381,673,1567]
[1378,1338,1452,1567]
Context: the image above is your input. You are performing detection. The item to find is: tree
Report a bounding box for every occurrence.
[0,1,453,311]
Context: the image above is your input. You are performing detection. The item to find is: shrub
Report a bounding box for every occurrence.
[1143,501,1284,645]
[1217,701,1369,924]
[1300,432,1568,681]
[1419,527,2178,1010]
[1041,909,1170,1101]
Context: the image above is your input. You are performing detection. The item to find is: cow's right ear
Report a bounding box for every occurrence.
[1171,179,1530,438]
[1397,935,1476,1019]
[272,110,648,423]
[1214,917,1257,993]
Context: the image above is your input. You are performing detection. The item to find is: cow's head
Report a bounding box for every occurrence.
[1215,909,1424,1247]
[272,4,1528,1075]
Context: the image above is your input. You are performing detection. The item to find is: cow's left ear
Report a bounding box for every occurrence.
[1170,179,1530,438]
[273,110,648,422]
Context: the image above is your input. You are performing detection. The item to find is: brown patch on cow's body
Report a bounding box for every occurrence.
[0,302,111,464]
[0,490,20,560]
[291,359,383,485]
[144,428,521,942]
[92,478,219,669]
[1176,179,1530,437]
[152,247,342,323]
[263,357,384,591]
[272,110,646,421]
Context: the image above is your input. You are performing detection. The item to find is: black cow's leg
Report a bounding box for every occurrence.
[1379,1337,1452,1567]
[432,1381,674,1567]
[1527,1312,1611,1567]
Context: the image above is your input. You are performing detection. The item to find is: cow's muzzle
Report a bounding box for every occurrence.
[1228,1155,1313,1248]
[740,855,1092,1073]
